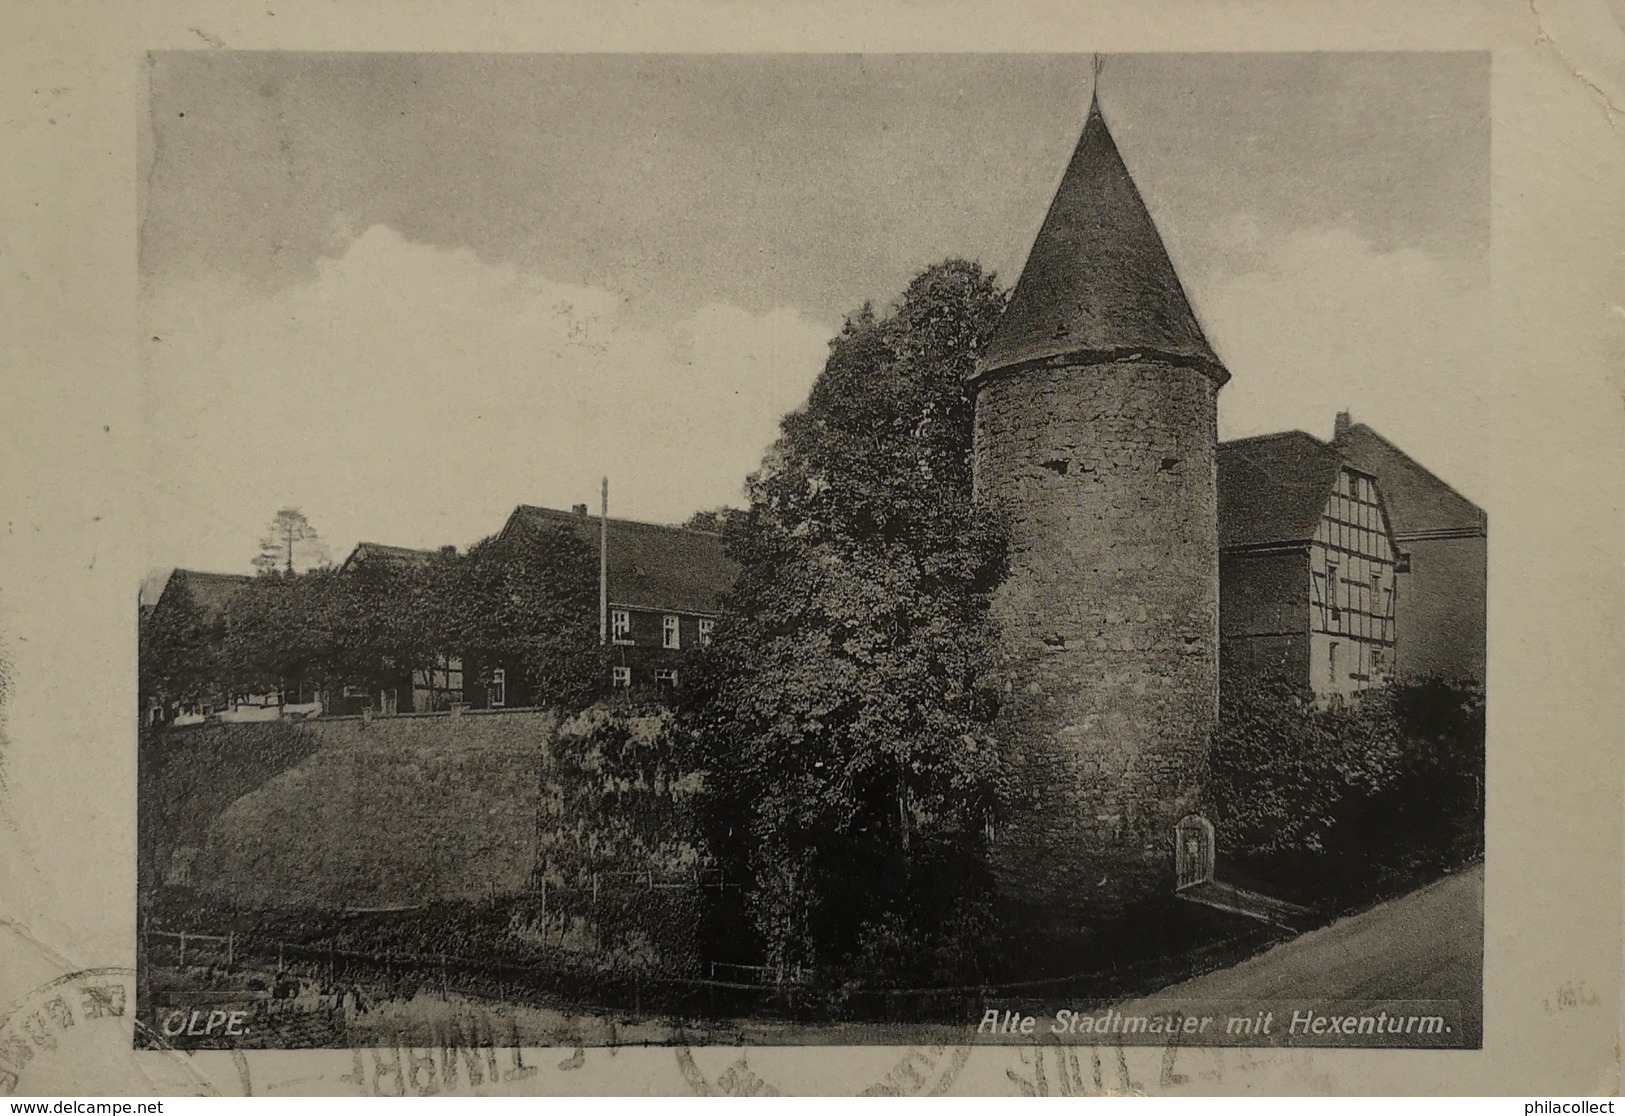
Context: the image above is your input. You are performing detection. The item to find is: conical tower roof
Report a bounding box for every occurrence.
[975,97,1228,384]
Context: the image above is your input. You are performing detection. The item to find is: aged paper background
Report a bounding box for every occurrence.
[2,0,1622,1096]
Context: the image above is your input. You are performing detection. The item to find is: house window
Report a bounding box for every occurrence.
[1326,562,1340,621]
[1327,642,1340,689]
[698,618,715,646]
[655,668,678,690]
[663,614,681,650]
[612,609,632,644]
[611,666,631,689]
[488,668,506,708]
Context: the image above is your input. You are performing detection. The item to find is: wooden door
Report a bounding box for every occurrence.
[1175,814,1215,890]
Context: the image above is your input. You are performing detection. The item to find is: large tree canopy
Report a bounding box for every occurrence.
[138,580,222,712]
[685,259,1010,984]
[455,523,604,712]
[142,525,600,714]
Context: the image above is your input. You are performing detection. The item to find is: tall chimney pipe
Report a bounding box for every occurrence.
[599,478,609,646]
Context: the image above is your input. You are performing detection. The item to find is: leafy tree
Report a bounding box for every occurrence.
[456,522,605,713]
[1201,679,1403,855]
[253,508,329,574]
[683,507,746,534]
[138,580,223,715]
[217,569,333,698]
[215,554,462,707]
[210,528,602,714]
[685,259,1010,984]
[330,550,464,705]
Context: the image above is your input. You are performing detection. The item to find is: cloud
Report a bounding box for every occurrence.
[1198,225,1491,505]
[142,225,835,572]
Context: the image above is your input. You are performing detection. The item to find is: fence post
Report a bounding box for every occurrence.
[227,931,234,968]
[592,873,599,905]
[278,942,284,971]
[178,931,186,968]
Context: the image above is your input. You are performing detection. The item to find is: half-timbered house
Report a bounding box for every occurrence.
[1332,412,1487,685]
[1218,431,1400,699]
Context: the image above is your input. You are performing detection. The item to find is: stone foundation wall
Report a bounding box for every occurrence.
[973,358,1220,932]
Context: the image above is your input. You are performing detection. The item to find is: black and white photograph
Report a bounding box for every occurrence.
[9,0,1625,1099]
[131,51,1491,1052]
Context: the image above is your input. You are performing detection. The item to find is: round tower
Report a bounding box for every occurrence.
[973,96,1228,941]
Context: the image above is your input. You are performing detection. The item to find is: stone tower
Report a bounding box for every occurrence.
[972,96,1229,939]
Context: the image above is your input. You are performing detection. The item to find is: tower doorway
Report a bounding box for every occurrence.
[1174,814,1215,890]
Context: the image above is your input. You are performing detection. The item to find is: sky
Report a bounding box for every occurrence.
[139,51,1490,581]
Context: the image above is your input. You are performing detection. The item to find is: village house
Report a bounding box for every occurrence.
[1218,430,1402,699]
[1332,412,1487,686]
[461,503,737,708]
[1216,417,1486,699]
[141,500,738,724]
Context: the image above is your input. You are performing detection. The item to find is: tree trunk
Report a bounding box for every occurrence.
[897,776,910,854]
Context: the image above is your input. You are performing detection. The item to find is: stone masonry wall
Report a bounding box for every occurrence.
[973,359,1220,935]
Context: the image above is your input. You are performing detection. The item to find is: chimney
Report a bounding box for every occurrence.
[573,503,589,517]
[599,478,610,647]
[1334,410,1352,440]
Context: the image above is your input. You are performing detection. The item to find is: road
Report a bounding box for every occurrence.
[1122,863,1484,1045]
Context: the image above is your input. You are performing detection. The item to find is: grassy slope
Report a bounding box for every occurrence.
[183,714,556,909]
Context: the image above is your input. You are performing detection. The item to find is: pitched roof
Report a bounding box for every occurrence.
[158,568,252,621]
[1334,422,1486,538]
[340,541,442,572]
[1217,431,1347,550]
[501,505,738,615]
[975,97,1227,384]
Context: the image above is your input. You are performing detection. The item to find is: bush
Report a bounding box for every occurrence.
[1203,678,1484,910]
[532,703,713,974]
